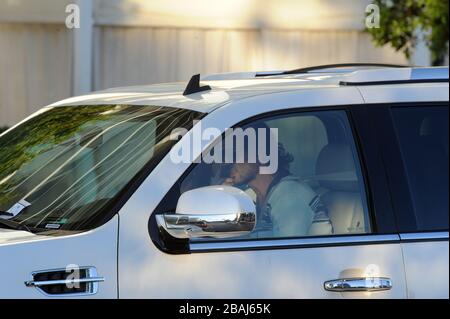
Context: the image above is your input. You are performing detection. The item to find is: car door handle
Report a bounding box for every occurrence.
[324,277,392,292]
[24,267,104,296]
[25,277,105,287]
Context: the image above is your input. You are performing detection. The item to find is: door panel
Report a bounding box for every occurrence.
[377,103,449,298]
[0,216,118,298]
[118,94,407,298]
[401,236,449,299]
[119,235,406,298]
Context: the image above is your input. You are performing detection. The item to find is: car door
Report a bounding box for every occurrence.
[118,96,407,298]
[369,103,449,299]
[355,83,449,299]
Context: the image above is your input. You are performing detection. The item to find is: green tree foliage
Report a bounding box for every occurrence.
[367,0,449,65]
[0,127,8,134]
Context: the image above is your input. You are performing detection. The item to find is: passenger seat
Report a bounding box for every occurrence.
[315,144,367,234]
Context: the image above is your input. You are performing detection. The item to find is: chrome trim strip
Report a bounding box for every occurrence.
[25,277,105,287]
[400,232,449,241]
[190,234,400,252]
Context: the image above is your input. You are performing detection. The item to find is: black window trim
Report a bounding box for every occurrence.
[149,104,400,254]
[190,234,400,253]
[190,231,449,253]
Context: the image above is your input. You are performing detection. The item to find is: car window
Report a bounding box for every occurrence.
[391,106,449,232]
[0,105,201,232]
[180,110,371,240]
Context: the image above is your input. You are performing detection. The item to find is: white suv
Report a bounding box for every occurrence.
[0,64,448,298]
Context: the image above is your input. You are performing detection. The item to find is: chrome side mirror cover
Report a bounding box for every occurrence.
[156,186,256,239]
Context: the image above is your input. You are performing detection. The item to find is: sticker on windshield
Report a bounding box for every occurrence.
[45,223,62,230]
[44,218,69,230]
[7,200,31,218]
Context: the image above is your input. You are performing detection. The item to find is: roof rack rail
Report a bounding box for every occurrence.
[340,78,449,86]
[255,63,410,77]
[339,66,449,86]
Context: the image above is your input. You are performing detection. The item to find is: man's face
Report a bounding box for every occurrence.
[228,162,259,186]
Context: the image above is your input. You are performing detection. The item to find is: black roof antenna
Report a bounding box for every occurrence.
[183,74,211,96]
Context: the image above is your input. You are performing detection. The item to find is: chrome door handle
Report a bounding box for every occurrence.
[324,277,392,292]
[24,267,104,296]
[25,277,105,287]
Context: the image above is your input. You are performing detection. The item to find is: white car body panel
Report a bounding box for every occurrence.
[119,241,406,298]
[401,239,449,299]
[48,78,337,113]
[0,216,118,299]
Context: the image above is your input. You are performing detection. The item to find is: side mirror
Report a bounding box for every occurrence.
[156,185,256,239]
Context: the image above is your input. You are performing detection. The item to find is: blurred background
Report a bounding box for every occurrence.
[0,0,448,129]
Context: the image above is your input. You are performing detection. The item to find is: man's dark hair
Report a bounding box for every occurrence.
[243,120,294,175]
[277,142,294,176]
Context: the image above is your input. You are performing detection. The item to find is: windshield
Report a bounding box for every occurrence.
[0,105,201,233]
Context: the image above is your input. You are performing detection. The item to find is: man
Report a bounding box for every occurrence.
[222,123,333,238]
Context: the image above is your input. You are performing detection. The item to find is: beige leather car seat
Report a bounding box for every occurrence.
[315,144,367,234]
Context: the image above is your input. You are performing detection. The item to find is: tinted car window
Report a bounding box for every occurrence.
[391,106,449,231]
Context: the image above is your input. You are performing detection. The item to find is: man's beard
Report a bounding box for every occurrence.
[234,170,257,186]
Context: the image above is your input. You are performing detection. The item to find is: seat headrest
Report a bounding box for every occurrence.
[315,144,358,192]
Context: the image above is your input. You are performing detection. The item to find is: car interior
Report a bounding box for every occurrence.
[271,112,370,235]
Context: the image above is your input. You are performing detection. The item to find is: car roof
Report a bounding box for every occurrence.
[49,66,449,114]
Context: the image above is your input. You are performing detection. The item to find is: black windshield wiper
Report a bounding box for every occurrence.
[0,217,32,233]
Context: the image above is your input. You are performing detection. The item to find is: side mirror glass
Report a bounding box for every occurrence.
[156,186,256,239]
